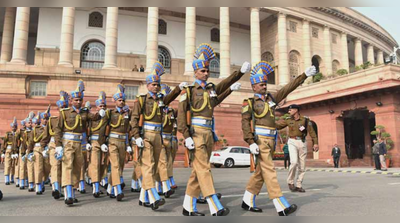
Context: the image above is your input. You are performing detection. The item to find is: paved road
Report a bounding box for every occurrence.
[0,167,400,216]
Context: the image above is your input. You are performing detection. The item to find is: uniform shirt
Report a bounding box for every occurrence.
[20,128,31,154]
[1,130,19,154]
[54,107,101,147]
[131,86,181,139]
[40,116,59,148]
[28,125,46,152]
[17,128,26,151]
[277,115,318,146]
[178,70,244,139]
[242,73,307,145]
[88,109,110,145]
[163,108,177,134]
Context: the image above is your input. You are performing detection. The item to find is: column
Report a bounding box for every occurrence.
[277,12,289,85]
[103,7,119,69]
[146,7,159,72]
[355,38,364,67]
[367,44,375,64]
[9,7,30,65]
[58,7,75,67]
[0,7,16,64]
[220,7,230,78]
[377,50,384,64]
[250,8,261,66]
[340,32,350,71]
[323,25,333,76]
[302,19,311,68]
[184,7,196,76]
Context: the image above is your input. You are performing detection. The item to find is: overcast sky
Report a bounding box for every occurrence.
[353,7,400,47]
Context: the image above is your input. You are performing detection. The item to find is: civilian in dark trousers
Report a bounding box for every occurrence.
[372,139,381,170]
[283,144,290,169]
[331,144,341,168]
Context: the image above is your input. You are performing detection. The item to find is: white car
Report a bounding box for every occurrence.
[210,146,251,168]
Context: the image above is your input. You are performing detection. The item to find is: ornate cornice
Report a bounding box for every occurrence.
[313,7,398,48]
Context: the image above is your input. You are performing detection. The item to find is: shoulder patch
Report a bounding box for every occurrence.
[242,105,249,114]
[179,92,187,102]
[242,100,249,107]
[180,89,187,95]
[61,108,70,111]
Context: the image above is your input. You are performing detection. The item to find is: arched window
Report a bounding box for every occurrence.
[211,28,220,42]
[209,53,220,78]
[88,11,103,28]
[158,19,167,35]
[261,52,276,84]
[289,51,300,80]
[81,41,105,69]
[332,60,340,74]
[158,46,171,73]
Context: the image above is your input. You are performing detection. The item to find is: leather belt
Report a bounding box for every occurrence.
[50,137,55,143]
[289,136,303,140]
[6,145,12,150]
[109,132,127,140]
[34,143,41,147]
[63,133,83,142]
[162,133,172,140]
[255,126,277,138]
[192,117,212,129]
[144,122,162,132]
[91,134,99,141]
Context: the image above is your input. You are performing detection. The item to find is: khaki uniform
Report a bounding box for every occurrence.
[178,71,244,198]
[18,128,28,181]
[107,108,133,187]
[131,86,180,190]
[162,108,177,179]
[242,73,307,199]
[28,125,46,184]
[1,131,19,176]
[277,115,318,188]
[88,110,110,183]
[40,117,61,185]
[54,107,100,188]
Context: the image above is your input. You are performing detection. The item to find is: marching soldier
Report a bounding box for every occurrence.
[17,119,27,189]
[88,92,110,198]
[78,101,93,194]
[277,104,319,193]
[41,92,69,199]
[178,43,250,216]
[54,80,105,205]
[21,112,35,191]
[130,139,142,193]
[240,62,317,216]
[131,61,187,210]
[1,117,20,186]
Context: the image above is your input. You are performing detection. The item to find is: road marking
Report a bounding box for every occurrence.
[222,189,322,198]
[388,183,400,185]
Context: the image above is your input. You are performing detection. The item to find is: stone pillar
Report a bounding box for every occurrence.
[184,7,196,75]
[250,7,261,66]
[377,50,384,64]
[302,19,311,68]
[146,7,159,72]
[367,44,375,64]
[58,7,75,67]
[323,26,333,76]
[219,7,230,78]
[0,7,16,64]
[355,38,364,67]
[341,32,350,71]
[103,7,119,69]
[9,7,30,65]
[277,12,289,85]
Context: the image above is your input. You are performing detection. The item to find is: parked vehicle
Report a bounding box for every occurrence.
[210,146,251,168]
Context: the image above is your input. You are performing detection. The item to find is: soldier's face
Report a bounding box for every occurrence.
[26,122,32,128]
[115,98,125,108]
[11,126,17,132]
[288,108,299,116]
[97,104,106,111]
[71,98,82,109]
[147,82,161,94]
[252,83,267,95]
[195,68,210,81]
[42,119,48,126]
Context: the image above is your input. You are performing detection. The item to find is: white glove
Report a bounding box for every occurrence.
[185,137,195,150]
[14,154,19,159]
[101,144,109,153]
[99,109,106,117]
[135,138,144,148]
[240,61,251,73]
[42,150,48,158]
[55,146,64,160]
[86,143,92,151]
[249,143,260,155]
[305,66,317,77]
[2,154,5,159]
[11,154,15,159]
[230,82,241,91]
[179,82,189,90]
[126,146,133,153]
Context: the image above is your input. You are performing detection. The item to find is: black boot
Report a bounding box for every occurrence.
[182,208,205,216]
[52,190,60,200]
[278,204,298,216]
[20,186,25,190]
[65,198,74,205]
[212,208,230,216]
[241,201,263,212]
[164,189,175,198]
[116,193,124,201]
[139,200,151,207]
[93,192,100,198]
[151,198,165,210]
[80,189,86,194]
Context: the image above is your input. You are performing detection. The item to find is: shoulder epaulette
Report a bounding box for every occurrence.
[61,108,70,111]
